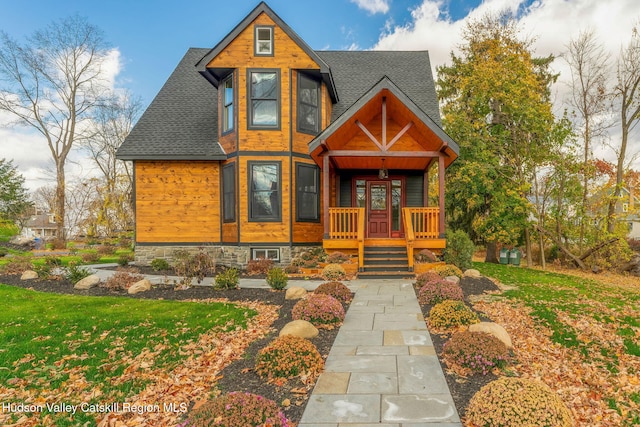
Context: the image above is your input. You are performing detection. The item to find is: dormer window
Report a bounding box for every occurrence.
[255,26,273,56]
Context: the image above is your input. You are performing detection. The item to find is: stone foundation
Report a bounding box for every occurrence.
[134,244,319,268]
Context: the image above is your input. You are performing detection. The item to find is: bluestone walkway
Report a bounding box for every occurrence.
[88,266,461,426]
[299,280,462,427]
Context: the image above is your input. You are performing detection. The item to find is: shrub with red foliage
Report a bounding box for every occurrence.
[292,294,345,328]
[314,281,353,304]
[417,279,464,305]
[442,330,511,376]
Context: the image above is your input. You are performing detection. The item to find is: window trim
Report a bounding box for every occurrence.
[254,25,274,56]
[297,73,321,135]
[252,248,280,261]
[222,74,234,134]
[248,160,282,222]
[247,69,281,130]
[222,163,236,223]
[296,162,320,222]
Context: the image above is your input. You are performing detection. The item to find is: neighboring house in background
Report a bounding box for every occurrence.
[116,2,459,274]
[587,186,640,240]
[22,212,57,240]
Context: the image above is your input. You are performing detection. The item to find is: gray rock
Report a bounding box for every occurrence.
[128,279,152,294]
[279,320,319,339]
[463,268,481,278]
[20,270,38,280]
[444,275,460,284]
[285,286,307,300]
[74,274,100,290]
[469,322,513,348]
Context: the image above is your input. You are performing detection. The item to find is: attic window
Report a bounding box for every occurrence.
[255,26,273,56]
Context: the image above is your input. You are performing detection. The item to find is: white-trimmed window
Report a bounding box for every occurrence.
[252,248,280,261]
[255,26,274,56]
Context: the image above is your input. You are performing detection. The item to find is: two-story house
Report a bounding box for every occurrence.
[116,2,459,274]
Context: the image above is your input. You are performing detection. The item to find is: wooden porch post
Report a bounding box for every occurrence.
[323,154,330,238]
[438,155,445,238]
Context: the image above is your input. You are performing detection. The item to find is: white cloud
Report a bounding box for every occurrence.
[351,0,391,14]
[374,0,640,166]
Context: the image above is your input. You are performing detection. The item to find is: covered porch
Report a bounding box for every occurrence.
[308,78,459,272]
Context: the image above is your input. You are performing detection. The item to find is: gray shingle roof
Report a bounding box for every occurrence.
[116,49,446,160]
[116,48,226,161]
[317,51,442,126]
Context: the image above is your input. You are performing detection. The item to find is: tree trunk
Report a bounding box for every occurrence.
[55,162,66,241]
[485,241,499,263]
[525,227,533,267]
[539,230,546,269]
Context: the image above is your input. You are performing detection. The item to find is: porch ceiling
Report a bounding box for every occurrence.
[310,87,457,170]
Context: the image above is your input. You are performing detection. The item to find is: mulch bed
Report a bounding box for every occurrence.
[0,271,502,424]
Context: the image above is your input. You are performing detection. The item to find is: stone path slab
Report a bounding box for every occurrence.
[299,281,462,427]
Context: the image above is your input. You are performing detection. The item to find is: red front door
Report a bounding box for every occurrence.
[367,181,390,237]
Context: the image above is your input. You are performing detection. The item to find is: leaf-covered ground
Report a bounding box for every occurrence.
[473,263,640,427]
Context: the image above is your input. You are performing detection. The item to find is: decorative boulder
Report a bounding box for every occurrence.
[469,321,513,349]
[128,279,152,294]
[20,270,38,280]
[279,319,319,339]
[464,268,481,278]
[74,274,100,290]
[285,286,307,300]
[444,275,460,284]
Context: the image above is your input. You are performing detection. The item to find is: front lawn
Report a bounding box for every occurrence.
[474,263,640,426]
[0,285,262,426]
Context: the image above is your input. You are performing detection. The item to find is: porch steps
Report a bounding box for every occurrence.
[358,246,414,280]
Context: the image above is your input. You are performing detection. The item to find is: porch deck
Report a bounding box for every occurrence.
[323,207,446,271]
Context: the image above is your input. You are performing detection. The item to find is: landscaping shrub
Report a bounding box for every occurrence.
[314,281,353,304]
[0,247,7,257]
[326,251,350,263]
[255,335,324,383]
[117,253,132,267]
[428,300,479,329]
[184,391,293,427]
[292,294,345,328]
[65,261,92,283]
[150,258,170,271]
[442,330,511,376]
[415,271,442,287]
[266,267,288,290]
[415,249,437,263]
[247,258,274,275]
[431,263,463,279]
[321,263,346,281]
[81,251,100,263]
[2,255,34,274]
[96,244,116,256]
[443,229,475,270]
[417,279,464,305]
[214,267,239,290]
[466,377,573,427]
[284,264,299,274]
[173,248,216,285]
[102,267,143,291]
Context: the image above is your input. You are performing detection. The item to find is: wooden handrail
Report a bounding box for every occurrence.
[403,208,415,270]
[357,207,365,269]
[328,207,365,269]
[403,207,440,270]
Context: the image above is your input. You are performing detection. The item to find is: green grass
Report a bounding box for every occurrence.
[0,284,256,426]
[0,223,18,242]
[474,262,640,425]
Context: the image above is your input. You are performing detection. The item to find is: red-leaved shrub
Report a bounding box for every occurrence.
[314,281,353,304]
[417,279,464,305]
[442,330,511,376]
[292,294,345,328]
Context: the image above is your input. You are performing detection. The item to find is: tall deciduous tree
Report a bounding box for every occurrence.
[0,158,31,224]
[0,15,112,241]
[608,23,640,233]
[437,13,558,263]
[83,93,141,236]
[565,29,612,249]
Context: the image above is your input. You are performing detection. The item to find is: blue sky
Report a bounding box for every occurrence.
[1,0,638,190]
[0,0,484,105]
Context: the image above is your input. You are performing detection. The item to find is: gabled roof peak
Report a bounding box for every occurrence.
[195,1,338,102]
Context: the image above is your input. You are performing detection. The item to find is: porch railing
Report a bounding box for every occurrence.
[403,207,440,270]
[328,207,365,268]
